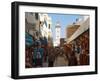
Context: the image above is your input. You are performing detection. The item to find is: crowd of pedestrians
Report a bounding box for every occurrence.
[25,33,89,68]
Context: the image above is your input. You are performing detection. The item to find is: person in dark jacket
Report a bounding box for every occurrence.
[48,48,55,67]
[68,51,78,66]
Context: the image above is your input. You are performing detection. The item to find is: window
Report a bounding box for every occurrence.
[49,24,50,29]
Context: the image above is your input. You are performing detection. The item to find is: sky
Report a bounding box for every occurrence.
[48,13,83,41]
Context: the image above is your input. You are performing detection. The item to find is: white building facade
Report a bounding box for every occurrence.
[39,13,53,46]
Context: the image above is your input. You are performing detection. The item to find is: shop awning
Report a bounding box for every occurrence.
[67,17,89,43]
[25,32,33,46]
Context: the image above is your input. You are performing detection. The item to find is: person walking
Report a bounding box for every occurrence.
[53,48,69,67]
[68,51,78,66]
[48,48,55,67]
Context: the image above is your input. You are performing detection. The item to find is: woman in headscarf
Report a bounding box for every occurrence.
[53,48,69,67]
